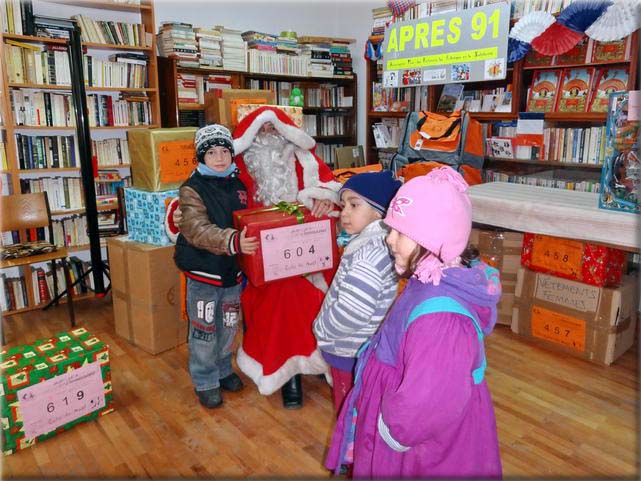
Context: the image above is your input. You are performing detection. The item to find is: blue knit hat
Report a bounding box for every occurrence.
[339,170,402,215]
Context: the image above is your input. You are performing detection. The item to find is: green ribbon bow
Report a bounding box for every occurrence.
[275,201,305,223]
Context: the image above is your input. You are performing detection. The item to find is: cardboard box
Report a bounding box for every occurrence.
[511,267,639,365]
[521,233,627,287]
[204,89,275,128]
[128,127,198,192]
[233,204,338,287]
[1,327,114,455]
[108,236,187,354]
[471,229,524,326]
[237,104,303,128]
[335,146,365,169]
[124,188,178,246]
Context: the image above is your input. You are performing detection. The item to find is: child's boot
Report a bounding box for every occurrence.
[195,387,223,409]
[220,372,244,392]
[281,374,303,409]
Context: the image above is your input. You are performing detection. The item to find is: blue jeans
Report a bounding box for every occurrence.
[186,278,242,391]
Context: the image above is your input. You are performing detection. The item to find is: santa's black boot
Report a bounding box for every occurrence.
[281,374,303,409]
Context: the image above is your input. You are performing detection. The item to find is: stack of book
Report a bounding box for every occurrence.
[177,73,200,104]
[371,6,392,36]
[5,40,70,85]
[157,22,198,68]
[195,27,223,68]
[86,93,151,127]
[242,30,278,52]
[219,27,247,72]
[92,138,130,167]
[300,41,333,77]
[85,53,148,89]
[330,41,353,77]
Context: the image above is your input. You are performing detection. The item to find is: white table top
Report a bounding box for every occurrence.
[468,182,640,251]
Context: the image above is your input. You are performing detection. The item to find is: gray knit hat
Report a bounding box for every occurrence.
[195,124,234,162]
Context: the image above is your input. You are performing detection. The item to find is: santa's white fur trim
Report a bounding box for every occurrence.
[234,110,315,155]
[305,272,329,293]
[298,183,342,209]
[236,346,328,395]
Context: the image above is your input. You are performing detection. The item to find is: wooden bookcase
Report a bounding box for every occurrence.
[158,57,358,166]
[0,0,161,316]
[365,31,639,182]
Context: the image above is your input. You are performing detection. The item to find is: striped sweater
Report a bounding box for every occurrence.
[313,220,398,361]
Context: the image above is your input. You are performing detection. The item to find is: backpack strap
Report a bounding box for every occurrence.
[407,296,486,384]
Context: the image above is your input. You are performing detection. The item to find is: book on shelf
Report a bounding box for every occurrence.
[526,69,561,113]
[588,67,629,113]
[372,82,387,111]
[591,36,632,63]
[523,48,555,68]
[436,83,464,113]
[487,137,514,159]
[555,36,591,66]
[555,67,595,113]
[16,134,78,169]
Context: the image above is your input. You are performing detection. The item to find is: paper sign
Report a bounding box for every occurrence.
[628,90,640,121]
[261,219,334,282]
[158,140,197,183]
[531,235,583,277]
[19,362,105,440]
[534,273,600,313]
[531,305,586,352]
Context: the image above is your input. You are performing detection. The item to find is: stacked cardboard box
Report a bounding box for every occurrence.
[1,328,114,455]
[108,236,187,354]
[512,269,638,365]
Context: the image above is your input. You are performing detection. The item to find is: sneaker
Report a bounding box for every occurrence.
[219,372,244,392]
[219,372,245,392]
[195,388,223,409]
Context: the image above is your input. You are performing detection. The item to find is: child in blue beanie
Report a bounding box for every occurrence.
[313,170,401,413]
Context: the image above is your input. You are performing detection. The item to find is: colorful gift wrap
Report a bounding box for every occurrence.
[124,188,178,246]
[521,233,627,287]
[233,202,338,287]
[128,127,198,192]
[1,327,114,455]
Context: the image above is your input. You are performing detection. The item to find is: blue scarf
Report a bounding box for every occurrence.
[197,162,237,178]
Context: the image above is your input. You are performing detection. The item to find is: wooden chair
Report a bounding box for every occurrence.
[0,193,76,330]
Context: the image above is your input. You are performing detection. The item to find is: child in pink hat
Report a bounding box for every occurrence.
[326,166,503,479]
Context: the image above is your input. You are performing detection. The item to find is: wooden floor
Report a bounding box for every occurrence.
[1,295,639,478]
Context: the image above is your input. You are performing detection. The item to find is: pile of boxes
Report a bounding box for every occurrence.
[109,127,198,354]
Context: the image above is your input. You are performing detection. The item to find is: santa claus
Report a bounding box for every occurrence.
[167,106,341,408]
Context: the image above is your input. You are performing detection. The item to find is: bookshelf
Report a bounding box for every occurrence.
[365,30,639,188]
[0,0,160,316]
[157,57,358,168]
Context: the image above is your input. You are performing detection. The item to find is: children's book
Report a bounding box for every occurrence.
[555,67,594,113]
[526,69,561,113]
[588,67,629,113]
[488,137,514,159]
[555,35,590,66]
[436,83,464,113]
[523,49,555,68]
[372,83,388,111]
[591,36,631,63]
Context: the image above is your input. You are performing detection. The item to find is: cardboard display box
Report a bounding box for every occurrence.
[511,267,639,365]
[237,104,303,128]
[521,233,627,287]
[1,328,113,455]
[108,236,187,354]
[124,188,178,246]
[335,146,365,169]
[204,89,275,128]
[470,228,524,326]
[233,204,338,287]
[128,127,198,192]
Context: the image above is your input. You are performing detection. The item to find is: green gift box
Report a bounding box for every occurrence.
[1,327,114,455]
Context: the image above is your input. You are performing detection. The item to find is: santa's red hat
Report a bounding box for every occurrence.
[233,105,315,154]
[233,105,341,209]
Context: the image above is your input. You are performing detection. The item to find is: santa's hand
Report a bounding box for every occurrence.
[172,206,183,228]
[239,227,259,255]
[311,198,333,218]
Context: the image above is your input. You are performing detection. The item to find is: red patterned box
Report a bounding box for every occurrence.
[521,233,627,287]
[233,203,338,287]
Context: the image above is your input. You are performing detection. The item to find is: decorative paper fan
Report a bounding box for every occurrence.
[586,0,641,41]
[509,11,556,43]
[558,0,613,33]
[531,21,584,56]
[508,37,531,63]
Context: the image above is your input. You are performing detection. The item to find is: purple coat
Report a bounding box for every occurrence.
[326,262,503,478]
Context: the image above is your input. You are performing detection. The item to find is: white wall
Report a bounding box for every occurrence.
[154,0,379,146]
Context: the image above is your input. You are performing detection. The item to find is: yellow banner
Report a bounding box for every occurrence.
[387,47,497,70]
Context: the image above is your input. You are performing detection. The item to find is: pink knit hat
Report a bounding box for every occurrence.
[384,166,472,285]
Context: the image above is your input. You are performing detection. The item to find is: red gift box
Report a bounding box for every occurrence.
[521,233,627,287]
[233,203,338,287]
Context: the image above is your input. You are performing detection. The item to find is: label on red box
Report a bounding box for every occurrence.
[19,362,105,440]
[261,219,334,282]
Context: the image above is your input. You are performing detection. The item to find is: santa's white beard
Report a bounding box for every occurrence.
[243,132,300,206]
